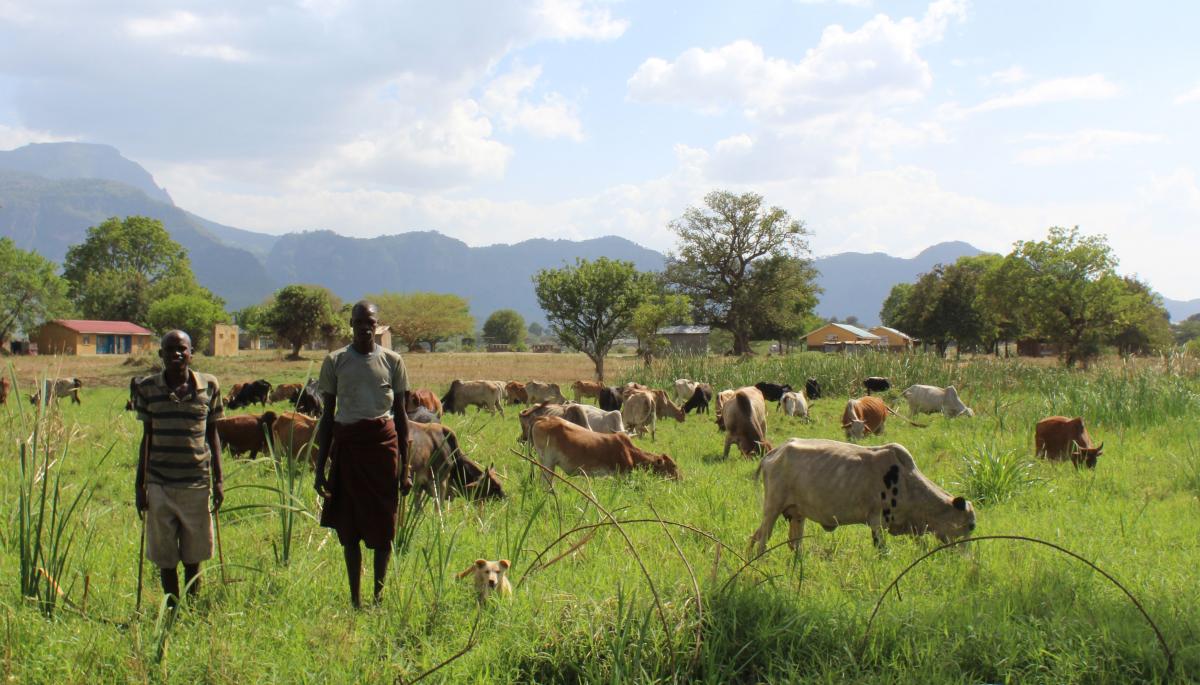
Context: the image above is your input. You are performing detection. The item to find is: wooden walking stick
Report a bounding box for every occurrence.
[135,430,149,615]
[214,506,229,585]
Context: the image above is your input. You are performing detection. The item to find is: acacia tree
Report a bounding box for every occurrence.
[663,190,819,355]
[0,238,72,347]
[370,292,473,352]
[62,215,216,325]
[261,284,343,359]
[534,258,655,380]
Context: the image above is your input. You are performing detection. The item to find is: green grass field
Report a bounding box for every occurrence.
[2,351,1199,683]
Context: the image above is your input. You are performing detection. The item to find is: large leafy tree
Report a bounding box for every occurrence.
[534,257,655,380]
[370,292,474,352]
[663,190,819,355]
[62,215,217,325]
[630,292,692,363]
[1110,277,1172,355]
[483,309,526,347]
[261,284,343,359]
[146,294,229,354]
[0,238,72,346]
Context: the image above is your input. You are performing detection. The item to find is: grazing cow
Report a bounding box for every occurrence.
[621,382,650,400]
[598,386,624,412]
[754,382,792,403]
[407,407,440,424]
[805,378,821,401]
[673,378,700,403]
[0,376,9,405]
[530,416,680,485]
[622,389,658,440]
[227,379,272,410]
[30,377,83,405]
[271,411,318,465]
[505,381,528,405]
[749,438,976,555]
[779,391,809,419]
[408,421,505,500]
[651,389,686,423]
[294,379,323,417]
[724,387,770,458]
[518,402,568,442]
[216,411,278,459]
[1035,416,1104,468]
[714,389,736,431]
[863,377,891,394]
[269,383,303,403]
[441,379,505,416]
[526,381,567,405]
[571,380,606,403]
[563,403,626,434]
[842,396,889,440]
[901,384,974,418]
[405,389,443,418]
[225,382,248,406]
[682,384,713,415]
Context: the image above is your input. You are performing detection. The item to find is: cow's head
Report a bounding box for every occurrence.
[927,495,976,543]
[465,464,507,499]
[846,418,868,440]
[1071,440,1104,469]
[650,453,681,480]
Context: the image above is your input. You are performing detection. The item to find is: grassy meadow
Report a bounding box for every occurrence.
[2,350,1199,683]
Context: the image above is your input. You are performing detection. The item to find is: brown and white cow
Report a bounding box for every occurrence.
[750,438,976,555]
[673,378,700,403]
[405,389,444,418]
[563,403,626,434]
[1035,416,1104,468]
[621,389,657,440]
[651,389,686,423]
[408,420,505,501]
[271,411,318,465]
[621,382,651,400]
[269,383,303,403]
[529,416,680,485]
[30,377,82,405]
[505,381,528,405]
[571,379,606,403]
[441,380,505,416]
[216,411,277,459]
[842,396,889,440]
[723,387,770,458]
[518,402,569,442]
[526,381,567,405]
[714,389,736,431]
[778,391,809,419]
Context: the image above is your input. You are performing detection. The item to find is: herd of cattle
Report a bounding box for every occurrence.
[2,371,1105,553]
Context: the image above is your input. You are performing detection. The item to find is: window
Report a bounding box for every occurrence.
[83,335,90,345]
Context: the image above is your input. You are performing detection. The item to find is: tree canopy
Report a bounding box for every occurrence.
[261,284,344,360]
[62,215,220,325]
[146,293,229,354]
[483,309,526,347]
[369,292,473,352]
[534,257,655,380]
[630,292,692,363]
[0,238,72,346]
[663,190,820,355]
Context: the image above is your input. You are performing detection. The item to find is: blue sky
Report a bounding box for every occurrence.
[1,0,1196,299]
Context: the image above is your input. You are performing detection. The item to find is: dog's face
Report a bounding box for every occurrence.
[458,558,511,599]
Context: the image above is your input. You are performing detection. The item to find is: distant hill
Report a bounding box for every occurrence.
[0,142,173,205]
[1162,297,1200,322]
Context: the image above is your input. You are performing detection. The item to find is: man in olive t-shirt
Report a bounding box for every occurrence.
[314,300,411,608]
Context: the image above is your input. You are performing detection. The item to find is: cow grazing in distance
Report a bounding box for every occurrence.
[598,386,624,412]
[805,378,821,401]
[216,411,278,459]
[405,389,443,418]
[682,384,712,415]
[571,380,606,403]
[30,377,83,405]
[227,379,272,410]
[901,384,974,418]
[271,411,318,465]
[754,382,792,403]
[408,420,505,501]
[294,379,323,417]
[529,416,680,485]
[724,387,770,458]
[779,391,809,419]
[225,382,249,406]
[1035,416,1104,468]
[269,383,303,403]
[526,381,567,405]
[621,389,657,440]
[563,403,626,434]
[749,438,976,555]
[0,377,9,405]
[651,389,686,423]
[714,389,736,431]
[441,379,505,416]
[863,377,891,394]
[505,381,528,405]
[842,396,889,440]
[518,402,568,442]
[673,378,700,403]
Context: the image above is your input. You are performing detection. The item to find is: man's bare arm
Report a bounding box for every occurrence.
[313,393,336,497]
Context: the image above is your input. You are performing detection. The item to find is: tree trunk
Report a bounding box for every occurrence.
[428,340,438,353]
[733,330,753,356]
[591,353,605,381]
[289,340,304,360]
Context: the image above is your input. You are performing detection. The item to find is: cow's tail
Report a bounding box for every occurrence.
[886,405,928,428]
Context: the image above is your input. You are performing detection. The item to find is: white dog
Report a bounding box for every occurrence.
[456,559,513,602]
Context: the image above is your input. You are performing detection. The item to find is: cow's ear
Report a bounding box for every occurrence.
[952,496,967,511]
[499,559,510,570]
[475,558,487,568]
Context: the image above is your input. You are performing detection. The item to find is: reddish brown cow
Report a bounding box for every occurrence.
[269,383,303,403]
[505,381,528,405]
[571,379,605,403]
[518,402,568,442]
[0,376,9,405]
[272,411,318,465]
[842,396,889,440]
[225,382,248,406]
[530,416,680,484]
[216,412,277,459]
[405,389,444,417]
[1035,416,1104,468]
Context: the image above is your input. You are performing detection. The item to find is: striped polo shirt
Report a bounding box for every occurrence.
[132,370,223,489]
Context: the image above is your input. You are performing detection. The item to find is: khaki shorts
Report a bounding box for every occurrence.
[145,484,213,567]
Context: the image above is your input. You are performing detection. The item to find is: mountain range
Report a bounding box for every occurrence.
[2,142,1196,325]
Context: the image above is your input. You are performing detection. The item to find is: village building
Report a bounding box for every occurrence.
[804,322,884,354]
[33,319,155,355]
[656,325,710,355]
[207,323,239,356]
[869,325,915,352]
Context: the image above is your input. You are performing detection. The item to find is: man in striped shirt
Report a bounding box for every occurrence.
[132,330,224,608]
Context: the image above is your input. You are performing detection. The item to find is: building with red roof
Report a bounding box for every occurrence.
[33,319,156,355]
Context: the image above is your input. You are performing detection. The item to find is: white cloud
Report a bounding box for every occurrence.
[482,65,584,141]
[965,74,1119,115]
[795,0,873,7]
[981,65,1027,85]
[1175,83,1200,104]
[533,0,629,40]
[126,11,201,38]
[1015,129,1163,166]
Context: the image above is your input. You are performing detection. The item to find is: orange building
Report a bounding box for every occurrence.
[868,326,915,351]
[803,322,885,353]
[33,319,155,355]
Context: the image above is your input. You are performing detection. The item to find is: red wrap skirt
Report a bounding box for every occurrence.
[319,416,399,549]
